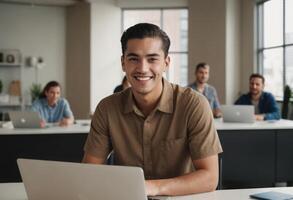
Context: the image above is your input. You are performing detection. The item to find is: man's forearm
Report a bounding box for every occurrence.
[146,168,218,196]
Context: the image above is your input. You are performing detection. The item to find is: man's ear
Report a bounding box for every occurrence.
[164,56,170,71]
[121,55,125,72]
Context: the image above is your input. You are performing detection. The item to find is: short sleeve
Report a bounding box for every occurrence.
[83,99,112,159]
[62,99,73,118]
[187,93,223,160]
[31,99,44,119]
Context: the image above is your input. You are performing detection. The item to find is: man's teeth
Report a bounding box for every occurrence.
[135,77,151,81]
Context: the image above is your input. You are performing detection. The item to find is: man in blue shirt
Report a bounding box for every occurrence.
[32,81,74,127]
[188,62,222,118]
[235,73,280,121]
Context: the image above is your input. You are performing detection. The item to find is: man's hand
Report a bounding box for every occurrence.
[59,117,74,126]
[255,114,265,121]
[40,119,46,128]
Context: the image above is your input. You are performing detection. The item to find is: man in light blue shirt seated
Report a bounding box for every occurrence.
[32,81,74,127]
[188,62,222,118]
[235,73,280,121]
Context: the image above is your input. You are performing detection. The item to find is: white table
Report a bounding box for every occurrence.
[215,118,293,130]
[0,120,91,183]
[0,119,90,135]
[1,183,293,200]
[2,119,293,187]
[214,119,293,189]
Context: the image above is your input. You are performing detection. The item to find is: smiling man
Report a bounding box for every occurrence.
[83,23,222,196]
[235,73,280,121]
[31,81,74,127]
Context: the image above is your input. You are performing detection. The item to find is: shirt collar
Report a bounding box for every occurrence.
[248,91,264,101]
[193,82,208,94]
[123,78,174,114]
[43,98,59,108]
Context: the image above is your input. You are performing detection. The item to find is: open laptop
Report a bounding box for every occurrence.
[17,158,168,200]
[9,111,42,128]
[221,105,255,123]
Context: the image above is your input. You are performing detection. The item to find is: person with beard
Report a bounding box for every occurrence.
[83,23,222,196]
[188,63,222,118]
[235,73,280,121]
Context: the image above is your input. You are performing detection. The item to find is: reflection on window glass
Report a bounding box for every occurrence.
[264,0,283,47]
[263,48,283,98]
[285,46,293,87]
[285,0,293,44]
[122,9,188,86]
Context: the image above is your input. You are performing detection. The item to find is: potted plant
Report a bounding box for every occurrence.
[30,83,42,102]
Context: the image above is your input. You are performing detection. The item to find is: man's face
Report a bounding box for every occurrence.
[121,37,170,97]
[45,86,61,105]
[195,66,209,84]
[249,77,264,96]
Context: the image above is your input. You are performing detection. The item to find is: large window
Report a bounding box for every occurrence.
[122,8,188,86]
[257,0,293,99]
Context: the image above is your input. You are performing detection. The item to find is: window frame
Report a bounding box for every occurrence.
[257,0,293,100]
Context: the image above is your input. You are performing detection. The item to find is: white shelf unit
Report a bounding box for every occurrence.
[0,64,23,115]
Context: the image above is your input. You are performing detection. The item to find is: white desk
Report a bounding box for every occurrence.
[1,183,293,200]
[215,118,293,130]
[0,120,91,183]
[214,119,293,189]
[0,119,90,135]
[1,119,293,187]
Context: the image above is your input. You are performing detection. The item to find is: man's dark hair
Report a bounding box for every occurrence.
[195,62,209,72]
[39,81,61,99]
[120,23,170,57]
[249,73,265,84]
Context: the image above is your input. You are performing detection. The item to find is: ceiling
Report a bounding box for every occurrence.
[0,0,83,6]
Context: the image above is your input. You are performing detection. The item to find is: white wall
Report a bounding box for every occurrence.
[0,3,66,105]
[66,2,91,119]
[188,0,252,104]
[225,0,241,104]
[90,0,122,112]
[240,0,256,94]
[188,0,227,103]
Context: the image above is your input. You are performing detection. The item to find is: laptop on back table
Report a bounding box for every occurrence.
[221,105,255,123]
[8,111,42,128]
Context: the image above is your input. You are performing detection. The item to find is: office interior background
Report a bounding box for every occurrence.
[0,0,292,119]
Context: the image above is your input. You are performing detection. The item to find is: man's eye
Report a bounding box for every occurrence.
[129,58,138,61]
[149,58,158,62]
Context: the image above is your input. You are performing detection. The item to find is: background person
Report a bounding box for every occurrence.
[188,62,222,118]
[32,81,74,127]
[113,75,131,93]
[83,23,222,196]
[235,73,280,121]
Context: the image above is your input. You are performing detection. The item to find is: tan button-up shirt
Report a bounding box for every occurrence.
[84,79,222,179]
